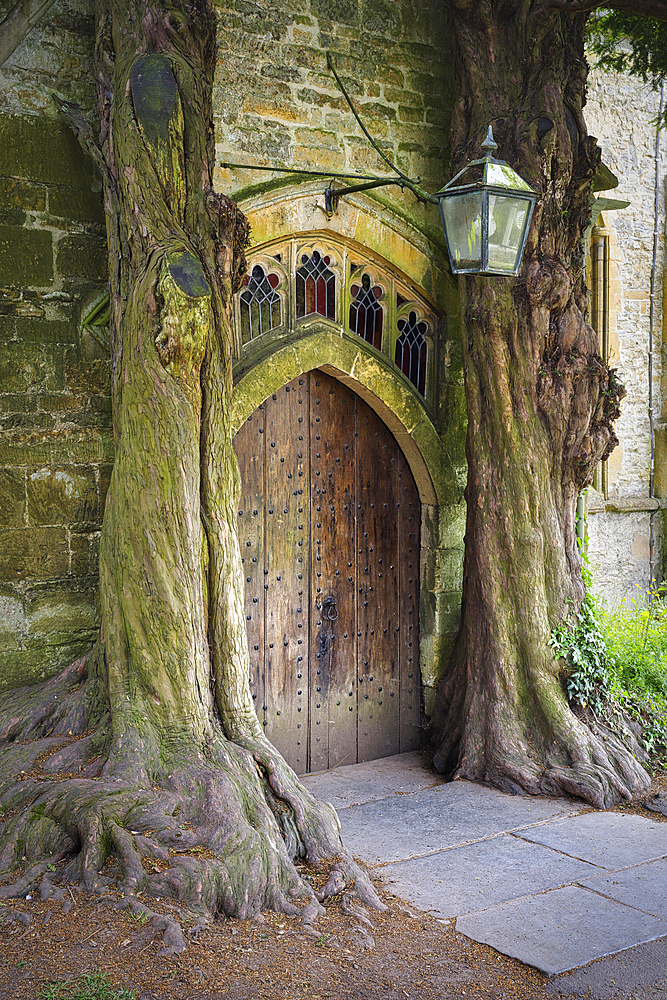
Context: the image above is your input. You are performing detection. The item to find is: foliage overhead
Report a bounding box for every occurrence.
[587,9,667,123]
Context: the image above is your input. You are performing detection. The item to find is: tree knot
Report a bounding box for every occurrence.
[207,192,250,293]
[526,259,570,310]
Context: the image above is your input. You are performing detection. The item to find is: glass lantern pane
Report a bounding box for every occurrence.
[487,194,531,272]
[440,191,483,271]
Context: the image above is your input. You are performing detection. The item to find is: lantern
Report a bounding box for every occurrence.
[436,126,538,277]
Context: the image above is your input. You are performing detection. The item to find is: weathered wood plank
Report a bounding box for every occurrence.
[398,455,422,750]
[263,379,309,774]
[309,371,357,771]
[234,405,266,733]
[356,399,401,762]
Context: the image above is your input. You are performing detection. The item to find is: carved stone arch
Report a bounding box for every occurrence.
[232,326,457,508]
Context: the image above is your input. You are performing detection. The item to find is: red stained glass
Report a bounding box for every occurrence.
[296,251,336,320]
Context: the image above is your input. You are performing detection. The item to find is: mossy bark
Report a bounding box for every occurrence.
[0,0,382,927]
[432,0,650,808]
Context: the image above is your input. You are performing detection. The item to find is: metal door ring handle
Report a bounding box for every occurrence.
[322,597,338,621]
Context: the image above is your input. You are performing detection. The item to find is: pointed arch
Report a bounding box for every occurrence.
[232,326,458,508]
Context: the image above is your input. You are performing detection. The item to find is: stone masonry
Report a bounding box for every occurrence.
[584,63,666,604]
[0,0,110,691]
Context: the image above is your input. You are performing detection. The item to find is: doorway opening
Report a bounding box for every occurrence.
[234,370,421,774]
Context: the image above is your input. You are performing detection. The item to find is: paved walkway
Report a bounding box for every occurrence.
[302,752,667,980]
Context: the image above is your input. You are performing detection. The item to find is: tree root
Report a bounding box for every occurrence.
[433,678,651,809]
[0,656,384,951]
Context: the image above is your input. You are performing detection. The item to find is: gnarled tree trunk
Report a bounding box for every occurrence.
[432,0,650,808]
[0,0,382,929]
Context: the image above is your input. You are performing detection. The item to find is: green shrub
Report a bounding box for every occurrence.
[599,583,667,769]
[601,583,667,698]
[551,577,667,770]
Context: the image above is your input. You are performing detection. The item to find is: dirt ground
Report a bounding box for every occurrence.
[1,775,666,1000]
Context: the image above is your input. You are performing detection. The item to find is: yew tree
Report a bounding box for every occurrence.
[432,0,667,807]
[0,0,666,929]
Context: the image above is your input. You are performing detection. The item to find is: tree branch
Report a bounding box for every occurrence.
[548,0,667,20]
[0,0,57,67]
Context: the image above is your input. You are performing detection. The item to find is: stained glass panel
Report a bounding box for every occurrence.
[239,264,282,344]
[349,273,383,350]
[395,311,428,396]
[296,251,336,320]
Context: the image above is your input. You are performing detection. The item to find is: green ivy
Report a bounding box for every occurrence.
[551,570,667,770]
[549,583,614,715]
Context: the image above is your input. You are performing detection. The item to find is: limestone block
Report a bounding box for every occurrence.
[0,469,26,528]
[26,466,98,527]
[56,234,107,282]
[0,224,52,287]
[0,527,69,581]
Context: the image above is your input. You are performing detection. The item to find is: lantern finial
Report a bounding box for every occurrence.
[481,125,498,157]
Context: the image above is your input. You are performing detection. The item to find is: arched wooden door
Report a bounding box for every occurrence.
[234,370,421,774]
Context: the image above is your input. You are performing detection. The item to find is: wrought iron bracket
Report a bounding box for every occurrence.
[222,52,438,218]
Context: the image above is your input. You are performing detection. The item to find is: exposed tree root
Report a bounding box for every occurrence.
[432,668,651,809]
[0,652,384,951]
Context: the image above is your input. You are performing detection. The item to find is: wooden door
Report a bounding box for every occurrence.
[234,370,420,773]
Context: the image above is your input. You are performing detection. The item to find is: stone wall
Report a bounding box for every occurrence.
[584,65,666,604]
[213,0,454,223]
[0,1,110,691]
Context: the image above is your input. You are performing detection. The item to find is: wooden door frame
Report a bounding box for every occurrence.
[232,326,463,726]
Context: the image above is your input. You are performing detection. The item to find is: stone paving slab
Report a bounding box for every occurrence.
[377,834,601,918]
[578,858,667,920]
[546,935,667,998]
[301,751,444,810]
[337,780,584,865]
[456,884,667,975]
[518,812,667,869]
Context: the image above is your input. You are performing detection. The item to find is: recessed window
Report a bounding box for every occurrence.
[296,251,335,320]
[349,273,383,350]
[395,311,428,396]
[237,236,438,403]
[240,264,281,344]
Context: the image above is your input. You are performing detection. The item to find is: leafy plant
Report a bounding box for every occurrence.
[550,582,614,715]
[37,970,136,1000]
[551,570,667,770]
[601,583,667,697]
[599,583,667,768]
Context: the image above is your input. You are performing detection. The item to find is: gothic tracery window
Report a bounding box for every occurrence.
[296,251,336,320]
[395,310,428,396]
[237,238,436,404]
[349,273,383,350]
[240,264,282,344]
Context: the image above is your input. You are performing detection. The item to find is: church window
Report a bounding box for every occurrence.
[296,251,336,320]
[395,311,428,396]
[240,264,281,344]
[349,273,383,349]
[237,236,438,406]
